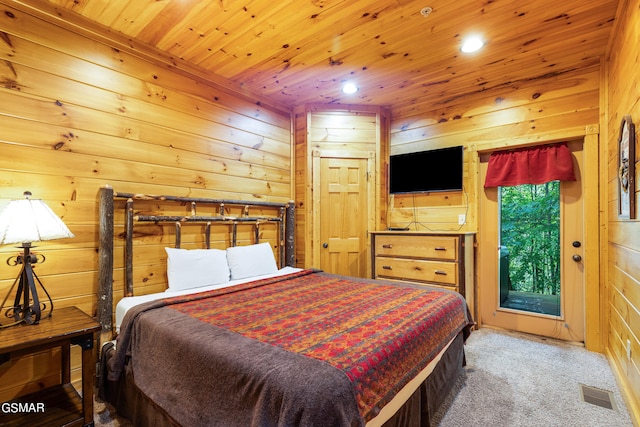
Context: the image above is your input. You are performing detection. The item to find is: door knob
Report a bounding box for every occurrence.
[572,241,581,248]
[322,242,328,248]
[572,254,582,262]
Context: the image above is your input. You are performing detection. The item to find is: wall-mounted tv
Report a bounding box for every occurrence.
[389,146,464,194]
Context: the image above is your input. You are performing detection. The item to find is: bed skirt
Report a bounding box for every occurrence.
[99,331,466,427]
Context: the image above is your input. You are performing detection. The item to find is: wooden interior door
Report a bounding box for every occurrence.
[315,155,372,277]
[478,141,585,342]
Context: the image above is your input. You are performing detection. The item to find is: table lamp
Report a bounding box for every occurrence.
[0,191,74,326]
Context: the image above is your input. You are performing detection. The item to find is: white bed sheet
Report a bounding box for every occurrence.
[115,266,302,332]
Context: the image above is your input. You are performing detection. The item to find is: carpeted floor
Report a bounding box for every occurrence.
[431,328,634,427]
[94,395,131,427]
[94,328,635,427]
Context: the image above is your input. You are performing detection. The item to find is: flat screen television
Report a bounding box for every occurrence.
[389,146,464,194]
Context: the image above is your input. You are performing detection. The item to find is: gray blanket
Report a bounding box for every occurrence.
[109,300,363,427]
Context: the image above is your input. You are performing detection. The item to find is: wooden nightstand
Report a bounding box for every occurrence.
[0,306,100,427]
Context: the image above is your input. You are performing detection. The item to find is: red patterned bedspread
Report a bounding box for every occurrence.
[162,269,472,422]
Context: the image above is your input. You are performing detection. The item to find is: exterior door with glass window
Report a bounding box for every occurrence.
[478,141,585,342]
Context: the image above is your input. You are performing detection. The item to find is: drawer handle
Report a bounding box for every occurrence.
[435,270,447,275]
[434,247,447,251]
[382,244,393,249]
[382,265,393,270]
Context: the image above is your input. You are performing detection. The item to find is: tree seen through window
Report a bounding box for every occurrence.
[500,181,560,296]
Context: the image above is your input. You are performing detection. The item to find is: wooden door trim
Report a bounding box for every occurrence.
[312,150,376,274]
[477,131,601,350]
[583,126,602,352]
[478,145,584,342]
[312,149,375,159]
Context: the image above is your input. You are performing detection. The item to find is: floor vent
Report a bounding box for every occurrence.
[579,384,617,411]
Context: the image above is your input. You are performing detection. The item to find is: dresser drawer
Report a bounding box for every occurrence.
[375,257,458,285]
[374,234,458,260]
[371,231,475,320]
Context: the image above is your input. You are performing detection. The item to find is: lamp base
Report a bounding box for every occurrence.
[0,245,53,327]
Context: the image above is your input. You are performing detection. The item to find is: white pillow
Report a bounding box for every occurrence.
[165,247,230,292]
[226,242,278,280]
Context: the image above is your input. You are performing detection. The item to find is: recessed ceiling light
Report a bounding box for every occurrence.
[342,82,358,94]
[461,36,484,53]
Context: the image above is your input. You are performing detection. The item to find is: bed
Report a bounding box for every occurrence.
[96,186,473,427]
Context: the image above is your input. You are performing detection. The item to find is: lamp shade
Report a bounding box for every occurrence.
[0,192,74,245]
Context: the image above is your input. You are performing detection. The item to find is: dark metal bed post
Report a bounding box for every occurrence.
[98,185,114,342]
[285,201,295,267]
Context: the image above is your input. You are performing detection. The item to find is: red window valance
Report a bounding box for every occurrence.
[484,143,576,188]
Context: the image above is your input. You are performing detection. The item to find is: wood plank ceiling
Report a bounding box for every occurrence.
[43,0,618,116]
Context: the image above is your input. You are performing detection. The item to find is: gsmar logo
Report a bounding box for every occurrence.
[1,402,45,413]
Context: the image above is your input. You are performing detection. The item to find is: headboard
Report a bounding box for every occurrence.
[97,185,295,340]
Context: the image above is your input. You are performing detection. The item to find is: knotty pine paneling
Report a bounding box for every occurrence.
[0,0,292,400]
[294,105,385,270]
[293,106,309,267]
[605,0,640,421]
[389,66,599,233]
[39,0,617,110]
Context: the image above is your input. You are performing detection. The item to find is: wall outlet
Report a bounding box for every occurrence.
[627,339,632,361]
[458,214,466,225]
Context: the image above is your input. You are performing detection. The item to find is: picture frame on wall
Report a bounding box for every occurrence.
[617,115,636,219]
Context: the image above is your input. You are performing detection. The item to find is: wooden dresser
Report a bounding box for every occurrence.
[371,231,476,317]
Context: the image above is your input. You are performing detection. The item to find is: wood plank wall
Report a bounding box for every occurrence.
[0,0,292,401]
[293,105,310,267]
[388,10,639,417]
[388,65,600,233]
[388,67,602,347]
[293,104,388,269]
[0,0,636,420]
[605,0,640,419]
